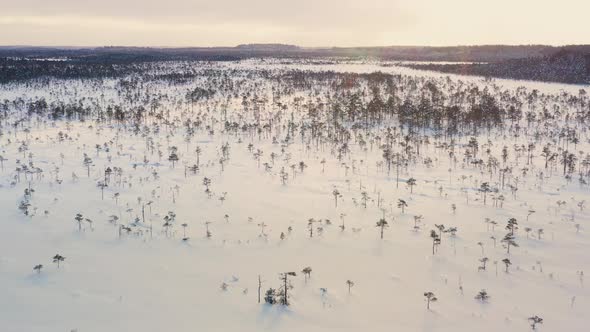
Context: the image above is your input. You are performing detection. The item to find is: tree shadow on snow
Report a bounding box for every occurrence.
[25,272,50,286]
[256,303,295,330]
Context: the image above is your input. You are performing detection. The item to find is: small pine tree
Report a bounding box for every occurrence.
[528,315,543,330]
[376,218,389,239]
[430,230,441,255]
[346,280,355,294]
[264,288,276,304]
[398,199,408,213]
[53,254,65,268]
[407,177,417,193]
[424,291,437,309]
[474,289,490,302]
[506,218,518,235]
[302,267,312,283]
[502,258,512,273]
[502,233,519,254]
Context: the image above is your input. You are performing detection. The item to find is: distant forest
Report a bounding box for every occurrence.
[402,49,590,84]
[1,44,590,84]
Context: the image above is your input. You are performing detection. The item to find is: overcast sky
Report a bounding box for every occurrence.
[0,0,588,47]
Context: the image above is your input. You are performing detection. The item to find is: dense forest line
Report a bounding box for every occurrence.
[1,44,590,84]
[0,44,580,62]
[403,50,590,85]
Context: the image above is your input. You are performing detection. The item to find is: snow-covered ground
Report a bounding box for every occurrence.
[0,60,588,331]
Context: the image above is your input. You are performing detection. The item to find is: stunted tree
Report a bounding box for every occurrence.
[474,289,490,302]
[19,200,31,216]
[307,218,317,238]
[33,264,43,274]
[279,272,297,306]
[413,215,423,231]
[298,160,307,173]
[430,230,441,255]
[561,150,576,175]
[435,224,446,241]
[479,182,492,205]
[502,258,512,273]
[376,218,389,239]
[257,275,263,303]
[502,233,518,254]
[528,315,543,330]
[424,291,437,309]
[478,257,489,271]
[104,167,112,184]
[477,241,485,255]
[97,181,107,200]
[279,167,289,185]
[202,177,212,192]
[168,152,179,168]
[360,191,369,208]
[204,221,212,238]
[332,189,341,207]
[85,218,93,231]
[162,211,176,237]
[82,153,93,177]
[407,177,417,194]
[264,288,277,305]
[74,213,84,231]
[468,137,479,157]
[339,213,346,231]
[301,267,312,283]
[346,280,354,294]
[398,199,408,213]
[506,218,518,236]
[53,254,65,268]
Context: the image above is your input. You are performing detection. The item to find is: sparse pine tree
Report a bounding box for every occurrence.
[474,289,490,302]
[346,280,354,294]
[53,254,65,268]
[376,218,389,239]
[424,291,437,309]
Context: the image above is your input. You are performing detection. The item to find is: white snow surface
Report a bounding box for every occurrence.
[0,59,588,332]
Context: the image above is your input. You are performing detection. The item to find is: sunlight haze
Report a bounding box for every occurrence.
[1,0,588,46]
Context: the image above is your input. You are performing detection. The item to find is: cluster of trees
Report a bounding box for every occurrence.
[33,254,65,273]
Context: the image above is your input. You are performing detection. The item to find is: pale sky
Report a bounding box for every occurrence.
[0,0,588,47]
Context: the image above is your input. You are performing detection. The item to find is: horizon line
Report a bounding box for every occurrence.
[1,43,589,49]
